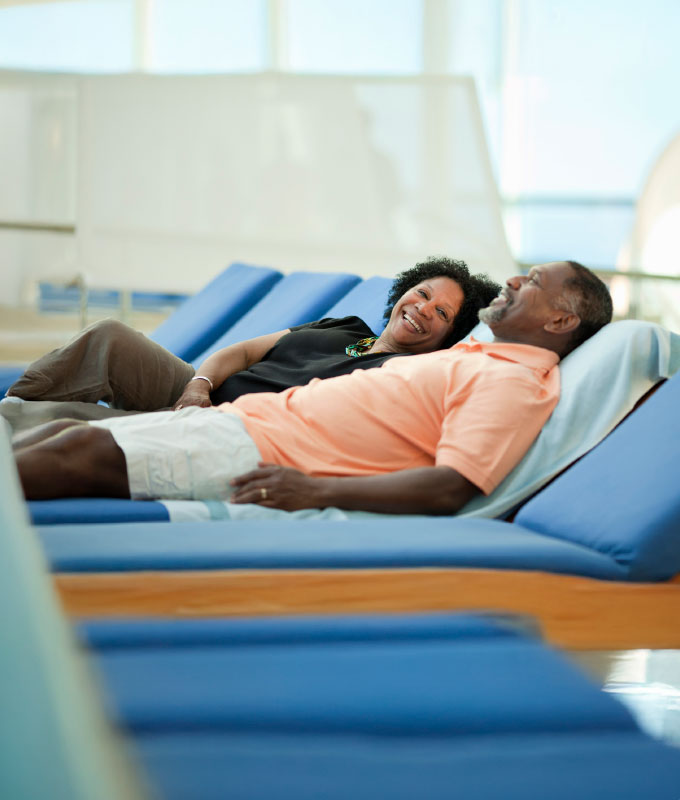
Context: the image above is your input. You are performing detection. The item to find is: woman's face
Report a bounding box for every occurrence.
[384,276,465,353]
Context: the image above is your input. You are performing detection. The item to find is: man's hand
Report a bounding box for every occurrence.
[230,463,479,515]
[230,463,324,511]
[173,381,212,410]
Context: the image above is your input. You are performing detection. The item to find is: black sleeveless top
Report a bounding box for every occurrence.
[210,316,409,404]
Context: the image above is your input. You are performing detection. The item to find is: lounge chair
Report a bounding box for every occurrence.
[73,613,680,798]
[33,320,680,649]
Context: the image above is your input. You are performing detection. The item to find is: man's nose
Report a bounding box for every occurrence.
[506,275,523,289]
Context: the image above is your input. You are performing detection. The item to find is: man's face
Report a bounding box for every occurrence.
[479,261,575,341]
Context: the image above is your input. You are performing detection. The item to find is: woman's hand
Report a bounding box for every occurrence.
[230,463,325,510]
[173,381,212,410]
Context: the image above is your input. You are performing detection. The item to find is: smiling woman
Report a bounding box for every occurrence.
[370,277,464,354]
[376,257,500,354]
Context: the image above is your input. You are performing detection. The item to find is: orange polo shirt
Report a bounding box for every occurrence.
[220,339,560,495]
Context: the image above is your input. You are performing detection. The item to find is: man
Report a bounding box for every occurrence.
[15,261,612,516]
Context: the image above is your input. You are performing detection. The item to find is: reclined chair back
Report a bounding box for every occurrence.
[150,262,282,361]
[193,271,360,364]
[515,370,680,581]
[323,276,393,334]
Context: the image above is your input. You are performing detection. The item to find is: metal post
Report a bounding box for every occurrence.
[119,289,132,326]
[76,274,88,330]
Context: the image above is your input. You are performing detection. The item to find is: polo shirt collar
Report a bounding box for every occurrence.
[454,337,560,373]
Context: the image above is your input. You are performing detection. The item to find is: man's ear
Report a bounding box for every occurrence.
[544,311,580,335]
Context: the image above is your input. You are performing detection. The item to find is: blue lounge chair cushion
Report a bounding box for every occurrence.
[134,730,680,800]
[516,371,680,581]
[0,366,25,397]
[323,275,393,334]
[93,637,636,735]
[149,262,282,362]
[39,517,627,579]
[31,499,169,526]
[84,613,680,799]
[193,271,361,364]
[79,612,530,650]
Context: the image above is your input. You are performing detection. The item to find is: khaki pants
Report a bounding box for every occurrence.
[4,319,195,432]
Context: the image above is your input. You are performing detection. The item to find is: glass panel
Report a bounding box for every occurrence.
[442,0,503,173]
[149,0,267,73]
[0,1,133,73]
[508,203,635,267]
[502,0,680,197]
[287,0,422,74]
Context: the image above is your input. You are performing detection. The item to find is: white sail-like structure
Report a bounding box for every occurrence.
[1,71,514,299]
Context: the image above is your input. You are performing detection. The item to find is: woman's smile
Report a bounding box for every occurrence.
[402,310,425,333]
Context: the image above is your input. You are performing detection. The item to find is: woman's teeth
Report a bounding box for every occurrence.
[403,312,423,333]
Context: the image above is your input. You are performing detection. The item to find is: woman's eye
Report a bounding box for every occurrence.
[418,289,427,297]
[438,308,448,320]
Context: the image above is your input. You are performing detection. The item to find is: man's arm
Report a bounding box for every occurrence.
[173,330,290,409]
[230,463,479,515]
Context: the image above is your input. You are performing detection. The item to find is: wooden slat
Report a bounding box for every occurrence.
[54,568,680,650]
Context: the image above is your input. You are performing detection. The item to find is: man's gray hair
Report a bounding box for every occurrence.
[557,261,613,352]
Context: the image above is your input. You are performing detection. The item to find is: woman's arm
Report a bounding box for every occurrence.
[173,329,290,409]
[230,464,479,516]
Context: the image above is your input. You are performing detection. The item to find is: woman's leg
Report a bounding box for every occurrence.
[1,398,142,437]
[15,422,130,499]
[7,319,195,411]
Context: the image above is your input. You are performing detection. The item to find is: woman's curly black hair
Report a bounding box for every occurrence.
[383,256,501,349]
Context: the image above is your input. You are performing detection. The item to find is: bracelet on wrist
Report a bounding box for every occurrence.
[191,375,214,391]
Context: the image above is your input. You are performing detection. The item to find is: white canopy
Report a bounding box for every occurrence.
[1,71,514,297]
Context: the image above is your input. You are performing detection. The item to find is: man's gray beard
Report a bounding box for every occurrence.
[478,305,504,325]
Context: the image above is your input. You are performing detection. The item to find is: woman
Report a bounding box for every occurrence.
[5,257,499,426]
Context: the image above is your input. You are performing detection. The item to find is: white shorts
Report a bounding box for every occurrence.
[91,406,261,500]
